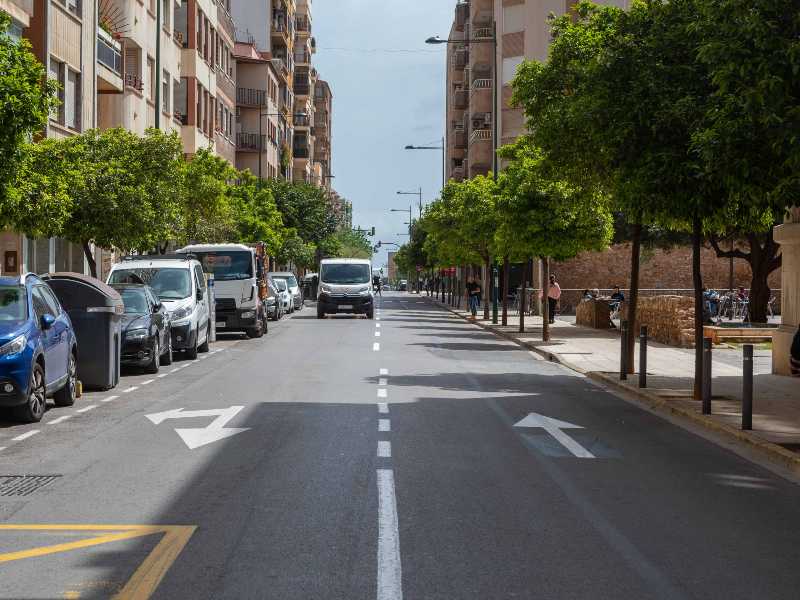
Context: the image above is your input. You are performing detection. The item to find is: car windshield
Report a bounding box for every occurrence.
[320,264,371,285]
[0,286,26,322]
[273,275,298,288]
[109,268,192,300]
[193,251,254,281]
[275,279,287,291]
[117,288,150,314]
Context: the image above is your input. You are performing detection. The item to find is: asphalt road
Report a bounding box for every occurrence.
[0,291,799,599]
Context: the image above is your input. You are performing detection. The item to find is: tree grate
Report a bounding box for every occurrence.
[0,475,62,497]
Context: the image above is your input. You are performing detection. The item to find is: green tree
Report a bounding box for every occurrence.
[331,228,373,259]
[264,179,338,246]
[278,231,316,270]
[228,170,285,254]
[178,148,237,245]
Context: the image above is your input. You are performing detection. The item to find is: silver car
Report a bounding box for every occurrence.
[274,278,293,313]
[269,272,303,311]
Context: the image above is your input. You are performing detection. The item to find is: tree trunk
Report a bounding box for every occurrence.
[519,258,531,333]
[692,217,704,401]
[483,258,490,320]
[625,222,642,374]
[502,256,509,326]
[82,242,98,279]
[542,256,550,342]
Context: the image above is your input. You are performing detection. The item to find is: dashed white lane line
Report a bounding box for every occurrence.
[0,447,5,453]
[12,430,39,441]
[377,388,388,399]
[375,331,381,337]
[378,378,388,386]
[373,343,380,352]
[47,415,72,425]
[376,323,381,328]
[377,468,403,600]
[157,373,168,378]
[100,395,119,403]
[378,403,389,414]
[170,368,180,373]
[141,379,155,386]
[377,441,392,458]
[76,405,97,413]
[122,386,138,393]
[380,368,389,376]
[379,419,391,432]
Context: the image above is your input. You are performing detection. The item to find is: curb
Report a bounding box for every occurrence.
[424,296,800,478]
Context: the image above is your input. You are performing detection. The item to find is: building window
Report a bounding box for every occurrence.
[162,69,170,113]
[56,0,81,17]
[48,58,64,123]
[162,0,170,30]
[48,58,80,130]
[174,78,187,124]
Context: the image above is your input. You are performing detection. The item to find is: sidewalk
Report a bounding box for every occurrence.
[430,298,800,475]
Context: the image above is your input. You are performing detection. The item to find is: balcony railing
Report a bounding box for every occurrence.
[293,147,310,159]
[470,129,492,143]
[272,58,288,75]
[294,83,310,96]
[124,73,144,92]
[294,51,310,64]
[237,132,266,151]
[472,78,492,90]
[473,27,493,40]
[97,32,122,75]
[272,16,288,34]
[294,114,310,127]
[237,87,267,106]
[296,16,310,33]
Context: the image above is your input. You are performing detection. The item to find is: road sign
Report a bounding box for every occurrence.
[146,406,249,449]
[514,413,595,458]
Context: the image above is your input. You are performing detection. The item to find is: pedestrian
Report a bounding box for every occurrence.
[543,274,561,324]
[466,277,481,318]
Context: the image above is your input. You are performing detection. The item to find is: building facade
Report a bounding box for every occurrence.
[313,78,332,190]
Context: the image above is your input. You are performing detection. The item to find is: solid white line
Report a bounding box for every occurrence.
[377,441,392,458]
[373,343,380,352]
[12,430,39,441]
[100,395,119,403]
[379,419,391,432]
[76,405,96,413]
[375,331,381,337]
[377,388,388,399]
[378,403,389,414]
[380,368,389,376]
[122,386,138,393]
[47,415,72,425]
[378,378,388,386]
[157,373,168,378]
[141,379,155,386]
[377,469,403,600]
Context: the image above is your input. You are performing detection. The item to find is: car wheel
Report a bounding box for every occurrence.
[16,363,46,423]
[161,332,173,366]
[198,323,210,353]
[53,351,77,407]
[367,309,375,320]
[246,314,264,338]
[185,327,199,359]
[317,308,325,319]
[146,338,160,374]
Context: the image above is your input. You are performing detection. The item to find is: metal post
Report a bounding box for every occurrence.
[155,0,161,129]
[620,320,628,380]
[492,263,499,324]
[258,108,263,185]
[742,344,753,430]
[639,326,648,388]
[702,338,712,414]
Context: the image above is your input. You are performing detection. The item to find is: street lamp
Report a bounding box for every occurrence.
[397,188,423,218]
[390,206,417,292]
[257,109,307,185]
[427,29,499,322]
[404,142,445,193]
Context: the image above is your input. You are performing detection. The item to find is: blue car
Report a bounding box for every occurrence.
[0,274,78,422]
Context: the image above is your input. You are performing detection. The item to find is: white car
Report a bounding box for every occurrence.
[274,278,293,313]
[108,255,211,359]
[269,272,303,311]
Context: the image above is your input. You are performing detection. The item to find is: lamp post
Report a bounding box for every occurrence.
[427,26,499,321]
[404,141,445,193]
[391,206,416,292]
[397,188,423,218]
[257,108,307,186]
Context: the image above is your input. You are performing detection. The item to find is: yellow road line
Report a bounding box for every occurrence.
[0,529,159,563]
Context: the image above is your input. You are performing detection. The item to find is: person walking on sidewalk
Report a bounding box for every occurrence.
[466,278,482,319]
[541,274,561,324]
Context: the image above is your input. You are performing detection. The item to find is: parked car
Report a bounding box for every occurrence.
[274,278,293,313]
[110,284,172,373]
[398,279,408,291]
[266,277,283,321]
[269,272,303,311]
[107,255,210,359]
[0,274,78,422]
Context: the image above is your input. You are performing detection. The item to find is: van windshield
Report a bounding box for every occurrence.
[193,251,254,281]
[320,263,371,285]
[109,268,192,300]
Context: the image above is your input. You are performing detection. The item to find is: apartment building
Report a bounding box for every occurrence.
[313,78,332,190]
[445,0,630,182]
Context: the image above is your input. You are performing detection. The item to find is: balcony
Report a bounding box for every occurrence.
[272,14,291,46]
[294,114,310,127]
[453,48,468,70]
[293,146,310,159]
[452,165,465,181]
[471,78,492,91]
[237,132,266,151]
[453,88,468,109]
[454,131,467,149]
[237,87,267,107]
[296,16,310,34]
[97,31,122,75]
[124,73,144,92]
[294,82,310,96]
[294,50,311,65]
[272,58,289,78]
[473,27,493,40]
[470,129,492,144]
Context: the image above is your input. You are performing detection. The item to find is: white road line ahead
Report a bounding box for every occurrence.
[378,378,388,386]
[141,379,155,386]
[122,386,138,393]
[373,343,381,352]
[379,419,391,432]
[100,395,119,403]
[375,331,381,337]
[12,430,39,441]
[157,373,168,378]
[377,469,403,600]
[380,368,389,376]
[76,405,96,413]
[377,441,392,458]
[376,323,381,328]
[377,388,388,399]
[47,415,72,425]
[378,403,389,414]
[170,368,181,373]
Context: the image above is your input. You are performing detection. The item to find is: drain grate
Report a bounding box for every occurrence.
[0,475,62,497]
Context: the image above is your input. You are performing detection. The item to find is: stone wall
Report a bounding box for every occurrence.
[627,295,696,348]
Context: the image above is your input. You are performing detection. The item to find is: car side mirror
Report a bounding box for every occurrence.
[153,302,163,313]
[40,314,56,330]
[196,289,205,301]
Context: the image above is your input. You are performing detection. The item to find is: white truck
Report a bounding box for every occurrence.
[178,244,268,338]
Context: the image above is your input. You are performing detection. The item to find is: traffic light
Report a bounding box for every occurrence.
[370,227,376,236]
[376,241,382,248]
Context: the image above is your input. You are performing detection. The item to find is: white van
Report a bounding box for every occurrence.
[107,255,210,358]
[317,258,374,319]
[178,244,267,338]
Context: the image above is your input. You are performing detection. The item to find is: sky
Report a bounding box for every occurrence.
[313,0,455,271]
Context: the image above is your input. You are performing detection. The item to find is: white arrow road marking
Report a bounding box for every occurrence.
[514,413,595,459]
[146,406,250,450]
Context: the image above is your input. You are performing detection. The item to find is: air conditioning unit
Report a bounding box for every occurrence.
[483,112,492,125]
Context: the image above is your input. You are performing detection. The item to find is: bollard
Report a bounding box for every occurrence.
[620,320,628,380]
[702,338,712,414]
[742,344,753,430]
[639,326,648,388]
